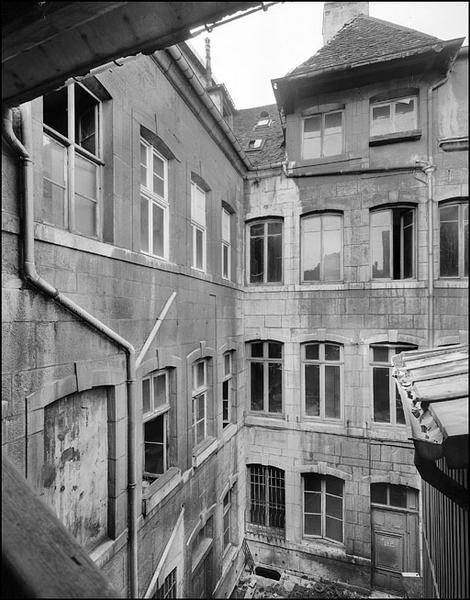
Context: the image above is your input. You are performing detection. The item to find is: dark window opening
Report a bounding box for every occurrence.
[371,206,415,279]
[248,464,285,532]
[248,341,283,414]
[439,200,468,278]
[249,220,282,283]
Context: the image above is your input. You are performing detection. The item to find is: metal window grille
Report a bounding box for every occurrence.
[154,568,176,599]
[248,465,285,532]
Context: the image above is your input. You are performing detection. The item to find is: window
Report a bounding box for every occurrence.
[154,568,177,599]
[371,344,416,424]
[248,465,285,531]
[222,352,233,428]
[301,213,342,281]
[248,341,283,414]
[439,200,468,278]
[371,96,417,136]
[222,489,232,551]
[247,138,263,150]
[191,182,206,271]
[142,371,170,479]
[302,343,342,419]
[222,208,231,279]
[248,220,282,283]
[140,139,168,258]
[302,111,343,159]
[370,206,415,279]
[303,474,344,543]
[42,82,102,237]
[192,360,208,445]
[371,484,418,510]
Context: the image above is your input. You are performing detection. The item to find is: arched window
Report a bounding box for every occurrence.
[439,199,468,278]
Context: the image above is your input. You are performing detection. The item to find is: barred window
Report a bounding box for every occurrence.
[248,464,285,532]
[154,568,177,599]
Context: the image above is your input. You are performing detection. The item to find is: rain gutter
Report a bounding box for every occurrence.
[2,105,139,598]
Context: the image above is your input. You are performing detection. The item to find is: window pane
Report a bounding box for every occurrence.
[142,378,151,413]
[153,153,164,178]
[74,194,96,236]
[371,211,391,278]
[145,416,164,442]
[43,179,66,228]
[305,514,321,535]
[268,363,282,413]
[325,344,340,361]
[373,367,390,422]
[268,221,282,235]
[75,154,97,200]
[303,136,321,159]
[140,142,147,167]
[395,386,406,425]
[440,204,459,221]
[395,98,415,131]
[153,175,164,197]
[305,364,320,416]
[141,196,149,252]
[372,104,391,136]
[389,485,407,508]
[224,354,231,376]
[267,230,282,282]
[250,362,264,411]
[302,219,321,281]
[197,394,205,420]
[326,517,342,542]
[323,133,343,157]
[373,346,389,362]
[152,202,164,257]
[43,135,66,184]
[250,223,265,237]
[251,342,264,358]
[324,112,342,131]
[222,380,229,401]
[145,441,163,474]
[326,495,343,519]
[325,365,341,418]
[371,483,388,504]
[304,491,321,513]
[250,232,264,283]
[77,107,96,154]
[196,419,205,443]
[402,211,414,279]
[195,362,205,388]
[223,244,229,278]
[195,227,204,269]
[154,374,166,407]
[222,210,231,242]
[326,477,343,496]
[304,474,321,491]
[305,344,319,360]
[268,342,282,359]
[440,220,459,276]
[304,116,321,133]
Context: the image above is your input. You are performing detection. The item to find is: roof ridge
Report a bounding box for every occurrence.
[356,14,441,41]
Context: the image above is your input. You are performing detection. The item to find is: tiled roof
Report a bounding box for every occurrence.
[232,103,285,168]
[288,15,442,77]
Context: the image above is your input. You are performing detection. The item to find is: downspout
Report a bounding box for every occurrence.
[2,105,139,598]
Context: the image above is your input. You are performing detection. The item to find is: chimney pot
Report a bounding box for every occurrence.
[322,2,369,45]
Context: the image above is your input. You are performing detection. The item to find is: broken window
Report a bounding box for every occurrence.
[192,359,208,445]
[303,474,344,543]
[301,213,342,281]
[222,207,231,279]
[439,200,468,278]
[371,96,417,136]
[370,206,415,279]
[42,81,102,237]
[248,219,283,283]
[248,464,285,532]
[371,344,416,425]
[154,568,177,599]
[303,343,342,419]
[302,110,343,159]
[140,138,169,259]
[222,351,234,428]
[142,370,170,480]
[191,181,207,271]
[248,341,283,414]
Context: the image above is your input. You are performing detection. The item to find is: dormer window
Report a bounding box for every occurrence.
[247,139,263,151]
[302,110,343,159]
[254,111,272,129]
[371,96,417,136]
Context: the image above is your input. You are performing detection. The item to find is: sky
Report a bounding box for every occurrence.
[189,2,469,110]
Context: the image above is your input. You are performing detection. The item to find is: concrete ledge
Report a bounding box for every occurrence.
[192,437,218,468]
[142,467,182,516]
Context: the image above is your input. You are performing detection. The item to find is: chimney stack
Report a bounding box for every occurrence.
[322,2,369,45]
[205,37,212,89]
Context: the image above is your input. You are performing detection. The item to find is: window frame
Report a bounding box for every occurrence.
[301,213,343,282]
[370,95,418,137]
[370,344,416,425]
[222,488,232,552]
[42,81,103,238]
[302,110,344,160]
[191,181,207,272]
[140,138,169,260]
[247,219,283,284]
[248,341,283,415]
[248,464,285,533]
[302,342,343,420]
[221,208,231,280]
[192,359,208,446]
[370,205,416,280]
[303,474,344,544]
[222,352,233,428]
[439,200,468,279]
[142,370,170,480]
[154,568,177,599]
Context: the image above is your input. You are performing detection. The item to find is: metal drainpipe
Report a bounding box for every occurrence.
[2,104,139,599]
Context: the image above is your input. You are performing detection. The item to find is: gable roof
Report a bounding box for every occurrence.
[288,14,442,77]
[232,103,284,168]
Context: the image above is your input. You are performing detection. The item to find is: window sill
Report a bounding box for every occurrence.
[192,537,213,572]
[438,136,468,152]
[142,467,182,516]
[89,531,128,568]
[434,279,468,288]
[192,436,218,468]
[222,422,238,443]
[298,153,350,166]
[369,129,422,146]
[245,413,285,429]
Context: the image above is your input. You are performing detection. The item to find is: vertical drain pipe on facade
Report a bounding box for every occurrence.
[2,104,139,599]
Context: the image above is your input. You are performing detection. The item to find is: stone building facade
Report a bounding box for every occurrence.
[1,2,468,597]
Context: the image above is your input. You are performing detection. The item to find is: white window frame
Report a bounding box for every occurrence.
[303,474,344,544]
[221,208,231,280]
[247,219,283,284]
[302,343,343,420]
[222,352,233,428]
[370,96,418,136]
[439,201,468,278]
[42,81,103,238]
[192,359,208,445]
[301,213,343,282]
[142,370,170,479]
[191,181,207,272]
[248,341,283,415]
[302,110,344,160]
[140,139,169,259]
